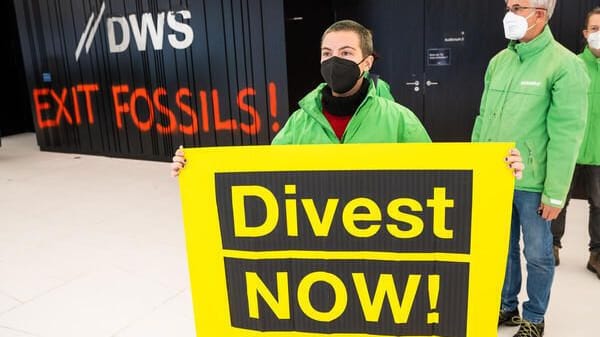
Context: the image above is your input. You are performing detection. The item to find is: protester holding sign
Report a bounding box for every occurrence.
[172,20,524,178]
[178,143,518,337]
[472,1,589,336]
[270,20,429,145]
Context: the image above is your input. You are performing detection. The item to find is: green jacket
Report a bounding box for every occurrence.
[472,26,589,207]
[272,81,431,144]
[577,47,600,165]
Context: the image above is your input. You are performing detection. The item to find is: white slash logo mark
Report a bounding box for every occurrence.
[75,2,106,61]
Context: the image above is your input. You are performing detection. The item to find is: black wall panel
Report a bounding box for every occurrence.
[12,0,597,158]
[1,0,33,139]
[551,0,599,54]
[13,0,289,161]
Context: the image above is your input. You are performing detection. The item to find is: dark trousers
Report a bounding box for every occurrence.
[551,164,600,252]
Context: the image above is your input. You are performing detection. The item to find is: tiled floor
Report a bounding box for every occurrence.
[0,133,598,337]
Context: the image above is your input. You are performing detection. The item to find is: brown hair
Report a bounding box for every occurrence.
[321,20,374,57]
[584,7,600,29]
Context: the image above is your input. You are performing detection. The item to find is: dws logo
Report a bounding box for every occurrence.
[75,2,194,61]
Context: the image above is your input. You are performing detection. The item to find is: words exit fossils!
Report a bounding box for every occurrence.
[32,82,281,135]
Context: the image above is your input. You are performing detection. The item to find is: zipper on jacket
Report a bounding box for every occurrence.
[341,93,373,142]
[526,141,536,178]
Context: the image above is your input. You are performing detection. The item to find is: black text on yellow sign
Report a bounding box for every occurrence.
[214,170,472,336]
[180,143,515,337]
[216,170,472,253]
[224,258,468,336]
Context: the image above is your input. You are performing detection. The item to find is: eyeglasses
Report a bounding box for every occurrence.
[505,5,547,14]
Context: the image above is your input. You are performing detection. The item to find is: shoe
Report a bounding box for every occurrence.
[512,318,544,337]
[553,246,560,266]
[498,308,520,326]
[587,251,600,279]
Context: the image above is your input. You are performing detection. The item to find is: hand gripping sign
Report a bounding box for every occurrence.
[178,143,515,337]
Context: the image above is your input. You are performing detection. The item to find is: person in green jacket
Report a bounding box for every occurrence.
[272,19,430,145]
[551,7,600,278]
[474,1,590,336]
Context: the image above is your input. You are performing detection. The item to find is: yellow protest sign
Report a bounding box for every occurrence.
[178,143,514,337]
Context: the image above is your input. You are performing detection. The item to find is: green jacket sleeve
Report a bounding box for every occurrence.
[542,59,590,207]
[398,106,432,143]
[271,110,300,145]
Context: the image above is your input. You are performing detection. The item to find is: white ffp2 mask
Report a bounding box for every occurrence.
[503,11,536,40]
[588,31,600,50]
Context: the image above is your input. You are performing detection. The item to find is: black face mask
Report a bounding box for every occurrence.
[320,56,366,94]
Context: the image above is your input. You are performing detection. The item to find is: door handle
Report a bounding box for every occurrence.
[406,80,420,92]
[426,80,439,86]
